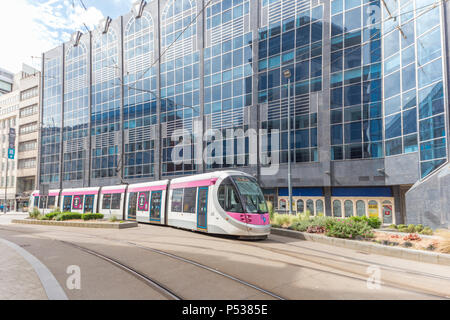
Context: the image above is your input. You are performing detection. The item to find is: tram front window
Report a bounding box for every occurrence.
[218,178,244,213]
[232,176,268,214]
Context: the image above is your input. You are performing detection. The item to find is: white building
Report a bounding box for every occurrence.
[0,65,40,211]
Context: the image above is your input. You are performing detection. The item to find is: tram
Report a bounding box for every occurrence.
[31,171,271,239]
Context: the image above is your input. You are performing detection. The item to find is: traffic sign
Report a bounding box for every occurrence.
[8,148,15,160]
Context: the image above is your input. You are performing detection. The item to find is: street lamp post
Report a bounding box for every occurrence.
[283,69,293,215]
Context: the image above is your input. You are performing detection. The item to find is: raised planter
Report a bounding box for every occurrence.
[12,219,138,229]
[271,227,450,266]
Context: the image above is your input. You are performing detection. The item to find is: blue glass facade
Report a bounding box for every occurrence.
[40,53,62,184]
[124,12,157,179]
[259,0,321,164]
[40,0,449,222]
[63,44,89,182]
[91,29,121,180]
[204,0,252,168]
[160,0,200,176]
[330,0,383,160]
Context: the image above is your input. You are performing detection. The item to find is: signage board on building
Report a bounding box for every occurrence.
[7,148,15,160]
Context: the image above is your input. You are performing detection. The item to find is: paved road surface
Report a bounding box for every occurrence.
[0,215,449,300]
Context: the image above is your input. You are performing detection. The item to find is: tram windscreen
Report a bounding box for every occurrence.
[232,176,268,214]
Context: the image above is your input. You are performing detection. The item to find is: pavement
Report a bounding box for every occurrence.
[0,240,47,300]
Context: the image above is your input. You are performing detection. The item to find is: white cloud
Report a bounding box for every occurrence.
[0,0,104,73]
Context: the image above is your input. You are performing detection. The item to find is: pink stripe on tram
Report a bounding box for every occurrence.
[170,178,218,190]
[61,191,98,196]
[128,185,167,193]
[33,192,59,197]
[101,189,126,194]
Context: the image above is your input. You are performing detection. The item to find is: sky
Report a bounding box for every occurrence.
[0,0,135,73]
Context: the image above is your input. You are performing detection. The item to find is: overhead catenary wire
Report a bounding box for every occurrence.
[317,0,446,84]
[73,0,444,102]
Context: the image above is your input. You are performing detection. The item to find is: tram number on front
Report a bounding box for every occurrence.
[226,305,268,316]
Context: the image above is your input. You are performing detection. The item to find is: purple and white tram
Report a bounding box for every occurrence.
[30,171,271,238]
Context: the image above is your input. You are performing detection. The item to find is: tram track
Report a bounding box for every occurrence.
[0,226,285,300]
[46,231,450,299]
[233,238,450,299]
[59,240,182,300]
[260,236,450,281]
[1,224,449,299]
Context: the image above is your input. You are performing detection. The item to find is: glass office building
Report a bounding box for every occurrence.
[39,0,450,228]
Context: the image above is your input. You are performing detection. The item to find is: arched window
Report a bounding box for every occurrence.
[333,200,342,217]
[382,200,393,224]
[161,0,197,60]
[368,200,379,218]
[279,199,286,210]
[316,199,324,216]
[356,200,366,217]
[296,199,304,213]
[344,200,353,217]
[306,199,315,216]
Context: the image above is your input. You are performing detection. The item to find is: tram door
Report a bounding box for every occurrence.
[63,196,72,212]
[197,187,208,229]
[128,192,137,220]
[150,191,162,222]
[84,195,95,213]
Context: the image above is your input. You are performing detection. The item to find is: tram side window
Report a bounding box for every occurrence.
[39,196,47,209]
[47,196,56,208]
[171,189,184,212]
[102,194,112,209]
[183,188,197,213]
[111,194,121,210]
[218,178,243,213]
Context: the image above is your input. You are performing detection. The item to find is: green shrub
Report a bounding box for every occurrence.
[45,212,60,220]
[397,224,406,229]
[29,208,41,219]
[406,224,416,233]
[349,216,381,229]
[82,213,104,221]
[388,224,397,229]
[55,212,82,221]
[267,201,275,221]
[325,218,374,239]
[109,215,118,222]
[38,215,50,221]
[419,227,433,235]
[272,213,299,227]
[414,224,424,233]
[367,217,382,229]
[291,220,313,232]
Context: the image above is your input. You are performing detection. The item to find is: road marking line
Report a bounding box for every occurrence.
[0,238,68,300]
